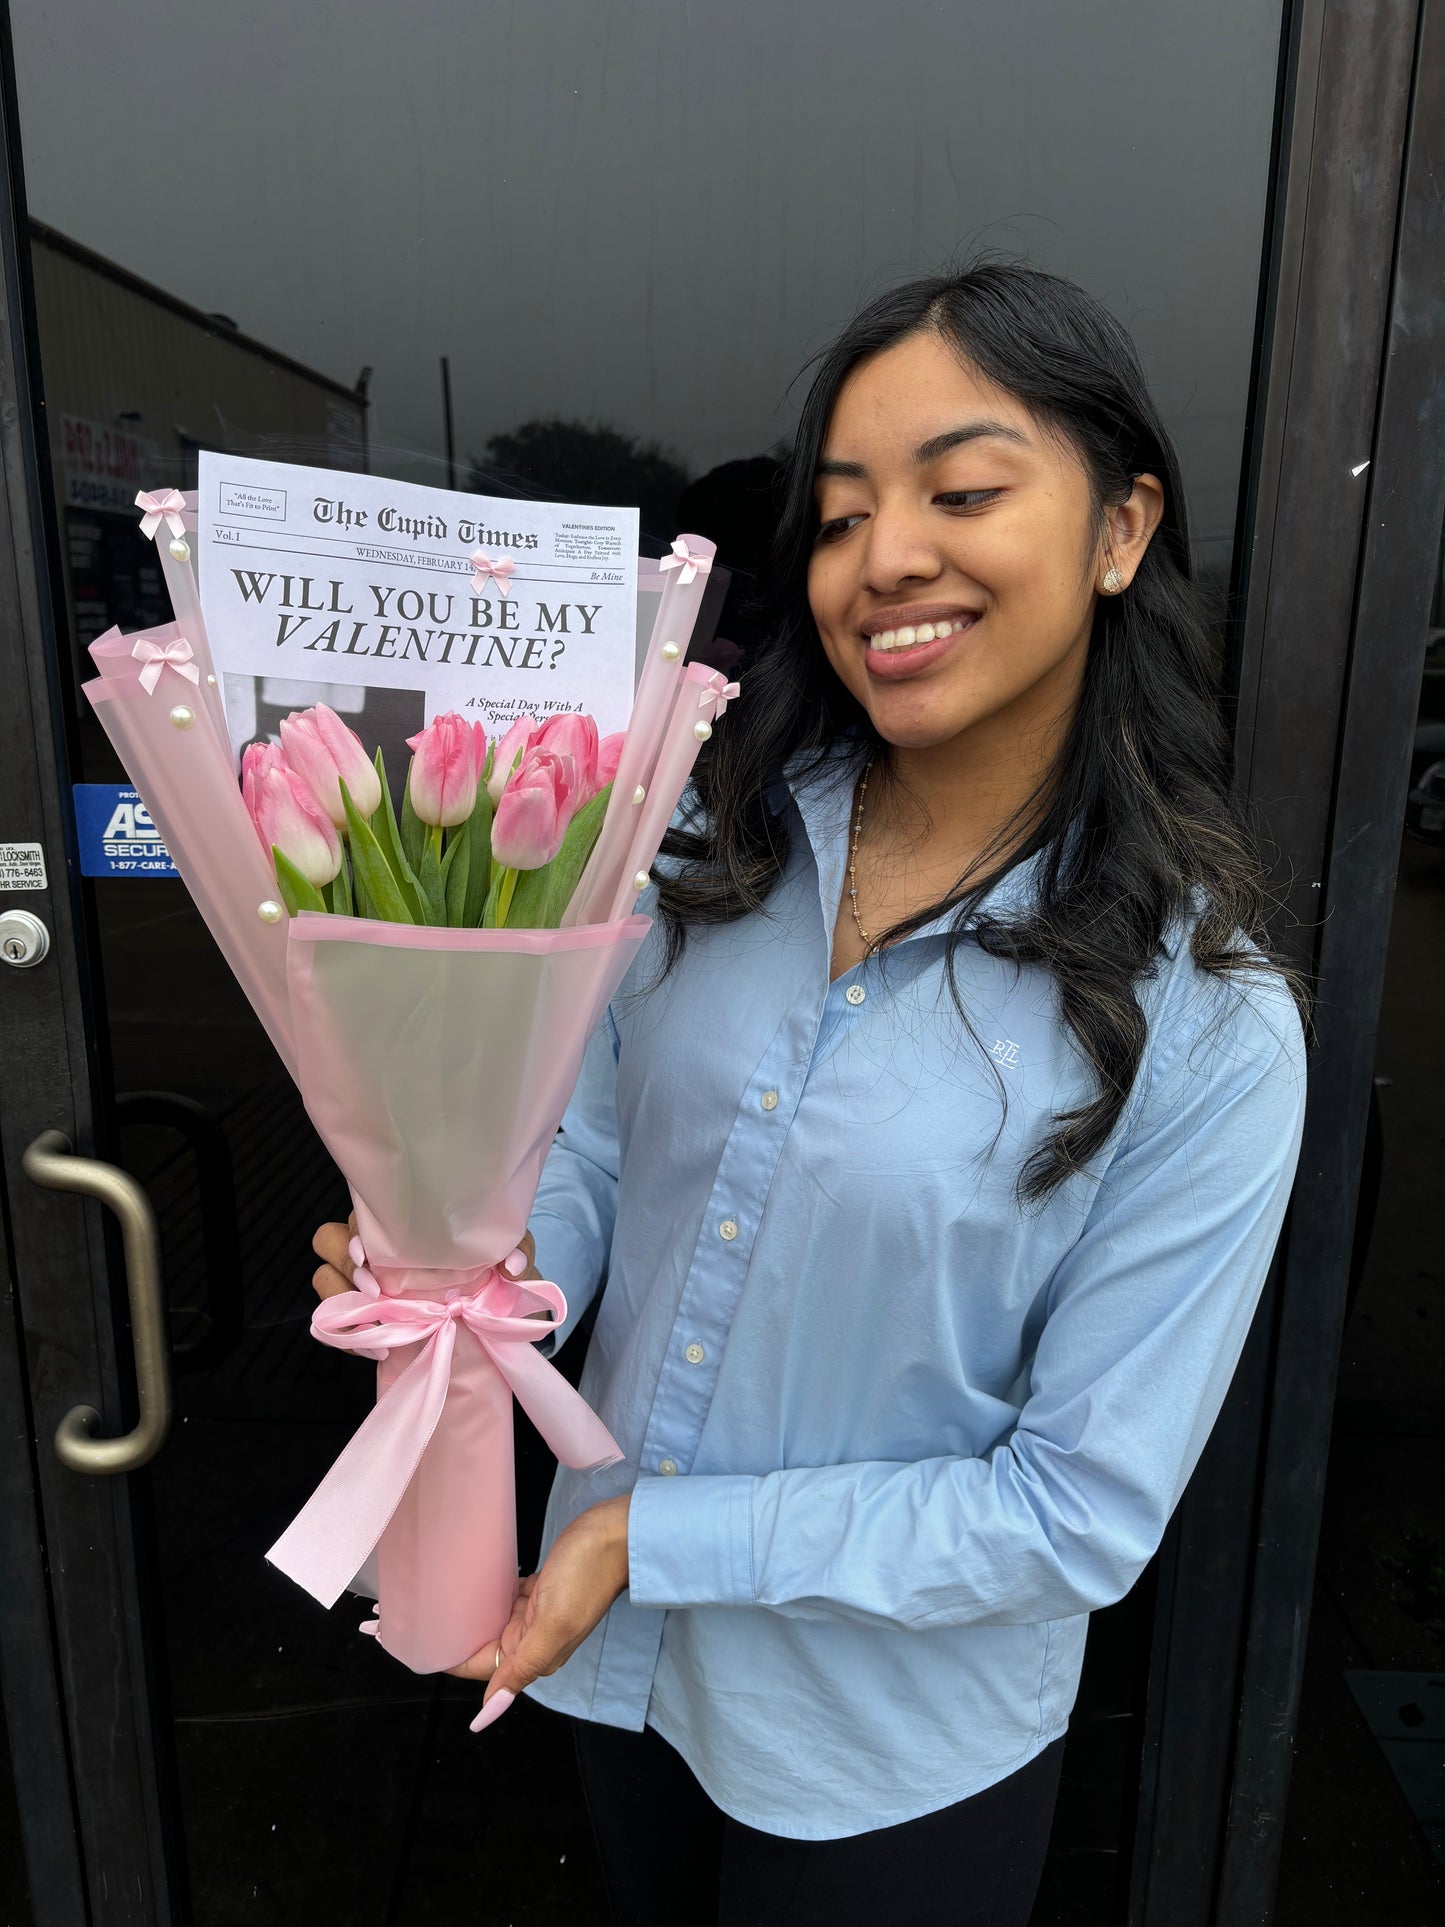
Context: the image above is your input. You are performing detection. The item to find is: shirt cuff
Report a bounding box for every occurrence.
[528,1211,602,1354]
[627,1472,758,1610]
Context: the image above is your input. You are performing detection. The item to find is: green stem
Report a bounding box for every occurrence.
[494,866,519,928]
[428,822,443,866]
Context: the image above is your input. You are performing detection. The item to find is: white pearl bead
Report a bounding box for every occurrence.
[632,785,646,805]
[633,871,650,891]
[257,900,283,923]
[169,704,195,728]
[169,538,191,561]
[693,721,712,741]
[206,673,217,686]
[661,641,681,661]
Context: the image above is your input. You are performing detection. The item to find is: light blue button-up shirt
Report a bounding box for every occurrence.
[525,748,1307,1840]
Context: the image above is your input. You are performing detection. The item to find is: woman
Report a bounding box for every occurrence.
[313,263,1308,1926]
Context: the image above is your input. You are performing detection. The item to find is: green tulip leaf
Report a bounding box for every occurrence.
[462,782,493,927]
[340,778,413,924]
[329,851,354,918]
[441,818,471,926]
[542,783,611,927]
[272,847,326,917]
[400,768,425,873]
[369,748,425,922]
[416,833,446,926]
[501,859,554,929]
[484,864,518,929]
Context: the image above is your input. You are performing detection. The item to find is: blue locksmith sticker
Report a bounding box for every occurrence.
[73,785,178,877]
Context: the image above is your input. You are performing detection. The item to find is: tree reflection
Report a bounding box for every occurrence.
[468,418,689,542]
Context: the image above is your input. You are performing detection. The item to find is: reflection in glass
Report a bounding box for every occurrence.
[10,2,1285,1916]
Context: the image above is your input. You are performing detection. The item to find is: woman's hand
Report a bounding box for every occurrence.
[449,1494,632,1731]
[311,1212,358,1299]
[310,1221,541,1299]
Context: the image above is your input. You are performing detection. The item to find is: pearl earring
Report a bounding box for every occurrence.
[1101,567,1126,594]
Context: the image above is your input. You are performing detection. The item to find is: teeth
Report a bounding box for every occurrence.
[870,617,965,651]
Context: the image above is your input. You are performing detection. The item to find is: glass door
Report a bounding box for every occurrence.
[0,3,1299,1920]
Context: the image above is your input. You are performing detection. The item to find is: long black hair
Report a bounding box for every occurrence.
[656,261,1306,1202]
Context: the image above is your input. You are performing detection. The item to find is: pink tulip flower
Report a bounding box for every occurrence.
[487,714,540,805]
[279,704,382,827]
[534,713,600,800]
[597,731,625,791]
[241,740,287,822]
[245,759,342,888]
[405,713,488,827]
[490,745,581,869]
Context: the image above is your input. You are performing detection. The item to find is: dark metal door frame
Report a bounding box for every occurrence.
[1131,2,1445,1921]
[0,7,175,1921]
[1221,0,1445,1913]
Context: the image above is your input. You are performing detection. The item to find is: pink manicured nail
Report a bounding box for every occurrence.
[503,1248,527,1278]
[469,1687,515,1733]
[348,1236,366,1269]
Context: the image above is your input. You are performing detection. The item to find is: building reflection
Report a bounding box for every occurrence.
[30,220,368,679]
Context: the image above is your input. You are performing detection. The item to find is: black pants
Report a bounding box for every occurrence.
[572,1716,1065,1927]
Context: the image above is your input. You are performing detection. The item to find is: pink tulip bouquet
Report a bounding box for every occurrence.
[240,702,627,938]
[83,498,735,1720]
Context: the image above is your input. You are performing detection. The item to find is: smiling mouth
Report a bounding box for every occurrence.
[867,614,978,653]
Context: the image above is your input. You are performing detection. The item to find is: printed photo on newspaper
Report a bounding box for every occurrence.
[195,452,640,775]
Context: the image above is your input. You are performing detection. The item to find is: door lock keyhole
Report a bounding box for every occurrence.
[0,909,50,967]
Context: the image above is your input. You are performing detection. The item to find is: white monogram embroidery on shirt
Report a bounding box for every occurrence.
[989,1038,1021,1068]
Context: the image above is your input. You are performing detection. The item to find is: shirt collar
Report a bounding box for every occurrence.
[782,740,1047,946]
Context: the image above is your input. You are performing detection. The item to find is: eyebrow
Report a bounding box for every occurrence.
[816,418,1032,480]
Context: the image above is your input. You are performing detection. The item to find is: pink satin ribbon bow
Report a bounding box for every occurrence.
[659,536,712,587]
[135,489,190,542]
[469,551,516,597]
[131,633,201,695]
[265,1256,622,1612]
[698,676,741,722]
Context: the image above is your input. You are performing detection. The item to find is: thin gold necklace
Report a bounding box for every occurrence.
[848,756,876,950]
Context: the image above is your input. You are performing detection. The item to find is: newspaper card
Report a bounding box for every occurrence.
[195,452,639,771]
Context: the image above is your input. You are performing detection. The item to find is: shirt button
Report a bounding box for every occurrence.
[684,1342,705,1364]
[845,984,866,1006]
[760,1090,778,1111]
[718,1218,739,1241]
[658,1458,678,1476]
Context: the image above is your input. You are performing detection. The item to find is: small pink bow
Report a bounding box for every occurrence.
[131,633,201,695]
[698,676,740,721]
[659,537,712,587]
[469,551,516,597]
[135,489,190,542]
[267,1253,623,1609]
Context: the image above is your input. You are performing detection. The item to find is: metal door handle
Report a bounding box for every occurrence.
[23,1129,173,1473]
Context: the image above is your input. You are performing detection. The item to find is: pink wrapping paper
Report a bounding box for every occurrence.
[287,915,647,1268]
[565,533,717,926]
[265,912,648,1669]
[84,647,297,1075]
[374,1316,519,1676]
[81,515,731,1693]
[85,655,648,1674]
